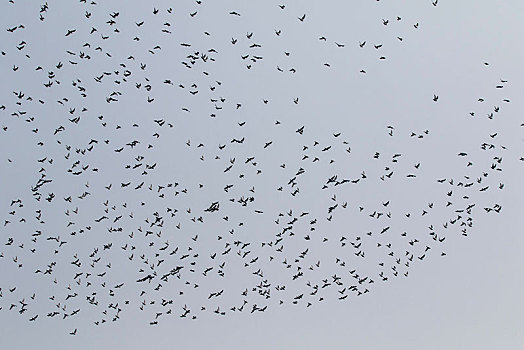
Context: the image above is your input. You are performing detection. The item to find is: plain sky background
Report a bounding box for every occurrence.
[0,0,523,349]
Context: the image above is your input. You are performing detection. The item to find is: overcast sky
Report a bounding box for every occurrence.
[0,1,523,349]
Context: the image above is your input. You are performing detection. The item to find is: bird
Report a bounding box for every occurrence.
[0,0,510,335]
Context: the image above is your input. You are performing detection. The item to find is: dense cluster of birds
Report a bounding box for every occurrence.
[0,0,517,336]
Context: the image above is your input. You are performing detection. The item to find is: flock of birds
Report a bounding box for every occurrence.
[0,0,518,336]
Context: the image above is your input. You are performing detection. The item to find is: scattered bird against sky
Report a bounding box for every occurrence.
[0,0,521,346]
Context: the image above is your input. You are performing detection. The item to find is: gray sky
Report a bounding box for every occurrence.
[0,0,523,349]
